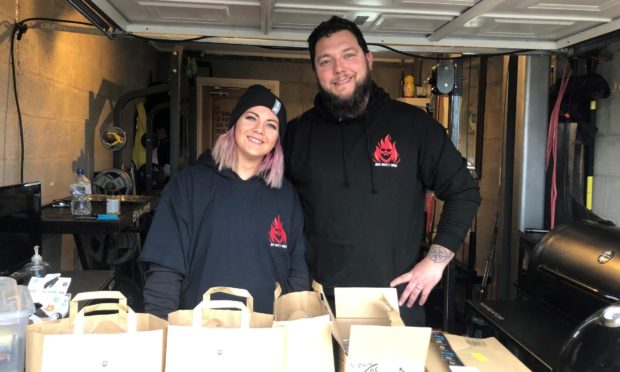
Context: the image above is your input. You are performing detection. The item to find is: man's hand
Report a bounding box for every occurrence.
[390,244,455,307]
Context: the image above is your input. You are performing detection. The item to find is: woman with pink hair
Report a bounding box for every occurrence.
[140,85,309,318]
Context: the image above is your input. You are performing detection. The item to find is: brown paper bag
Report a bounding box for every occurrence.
[272,281,335,372]
[26,291,167,372]
[165,287,286,372]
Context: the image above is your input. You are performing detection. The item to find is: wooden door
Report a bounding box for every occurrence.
[195,78,280,154]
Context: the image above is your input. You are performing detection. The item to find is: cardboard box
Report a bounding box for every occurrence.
[425,332,531,372]
[329,287,432,372]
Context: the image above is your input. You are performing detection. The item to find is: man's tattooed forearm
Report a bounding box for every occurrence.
[429,246,449,263]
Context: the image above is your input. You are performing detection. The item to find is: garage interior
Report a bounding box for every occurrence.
[1,1,620,371]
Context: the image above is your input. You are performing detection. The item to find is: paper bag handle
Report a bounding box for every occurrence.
[311,281,336,320]
[311,281,326,300]
[73,300,137,334]
[274,282,282,299]
[202,287,254,313]
[80,302,129,315]
[192,299,250,328]
[69,291,128,318]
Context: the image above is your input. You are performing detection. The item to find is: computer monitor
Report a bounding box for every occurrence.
[0,182,41,275]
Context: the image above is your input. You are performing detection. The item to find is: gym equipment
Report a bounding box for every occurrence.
[137,163,166,193]
[92,168,134,195]
[100,126,127,151]
[82,233,140,267]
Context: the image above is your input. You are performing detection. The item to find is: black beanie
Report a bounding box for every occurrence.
[229,85,287,139]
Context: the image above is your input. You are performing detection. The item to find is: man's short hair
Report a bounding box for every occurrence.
[307,16,369,70]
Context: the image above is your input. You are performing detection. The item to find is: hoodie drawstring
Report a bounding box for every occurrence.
[364,114,378,194]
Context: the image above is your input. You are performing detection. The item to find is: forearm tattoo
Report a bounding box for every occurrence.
[429,245,450,263]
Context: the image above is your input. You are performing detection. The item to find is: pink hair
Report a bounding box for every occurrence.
[211,127,284,189]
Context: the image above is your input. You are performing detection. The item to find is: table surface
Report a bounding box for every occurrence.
[41,194,154,234]
[467,299,579,371]
[61,270,115,294]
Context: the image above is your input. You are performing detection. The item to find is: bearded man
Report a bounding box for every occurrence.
[284,16,481,326]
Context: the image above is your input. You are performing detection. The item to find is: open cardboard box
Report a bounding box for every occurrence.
[425,332,531,372]
[329,287,432,372]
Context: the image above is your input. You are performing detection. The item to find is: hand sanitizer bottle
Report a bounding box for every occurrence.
[23,245,51,284]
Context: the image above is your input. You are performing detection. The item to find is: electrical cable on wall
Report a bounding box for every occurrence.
[465,56,473,162]
[128,35,535,60]
[546,64,572,229]
[10,24,25,183]
[259,43,536,60]
[129,33,211,43]
[367,43,535,60]
[10,17,94,183]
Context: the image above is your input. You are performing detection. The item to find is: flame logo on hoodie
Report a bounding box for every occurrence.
[373,134,400,167]
[269,215,288,247]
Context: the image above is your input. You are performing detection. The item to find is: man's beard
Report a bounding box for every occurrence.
[318,72,372,119]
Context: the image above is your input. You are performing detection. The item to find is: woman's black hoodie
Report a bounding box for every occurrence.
[140,153,309,315]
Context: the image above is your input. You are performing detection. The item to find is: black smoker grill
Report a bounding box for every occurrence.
[468,220,620,372]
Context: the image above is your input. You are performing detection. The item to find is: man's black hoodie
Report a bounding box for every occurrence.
[285,82,481,294]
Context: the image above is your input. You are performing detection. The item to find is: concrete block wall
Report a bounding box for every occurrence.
[1,1,159,270]
[198,54,406,120]
[594,40,620,225]
[1,0,158,202]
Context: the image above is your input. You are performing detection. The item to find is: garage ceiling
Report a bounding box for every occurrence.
[84,0,620,57]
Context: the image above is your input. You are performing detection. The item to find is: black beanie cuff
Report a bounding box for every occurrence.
[229,84,287,139]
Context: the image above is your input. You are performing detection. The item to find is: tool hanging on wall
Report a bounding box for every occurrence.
[132,102,148,168]
[479,213,499,300]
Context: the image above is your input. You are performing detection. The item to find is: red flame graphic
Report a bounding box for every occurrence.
[373,134,400,164]
[269,215,287,244]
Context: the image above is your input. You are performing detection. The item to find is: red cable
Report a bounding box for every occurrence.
[424,191,435,240]
[546,65,571,229]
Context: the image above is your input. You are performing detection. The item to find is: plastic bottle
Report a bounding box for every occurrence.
[106,194,121,215]
[70,167,92,215]
[23,245,51,283]
[403,75,415,97]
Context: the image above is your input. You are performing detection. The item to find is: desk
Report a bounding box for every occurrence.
[41,195,154,234]
[467,299,579,372]
[41,195,155,270]
[62,270,115,294]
